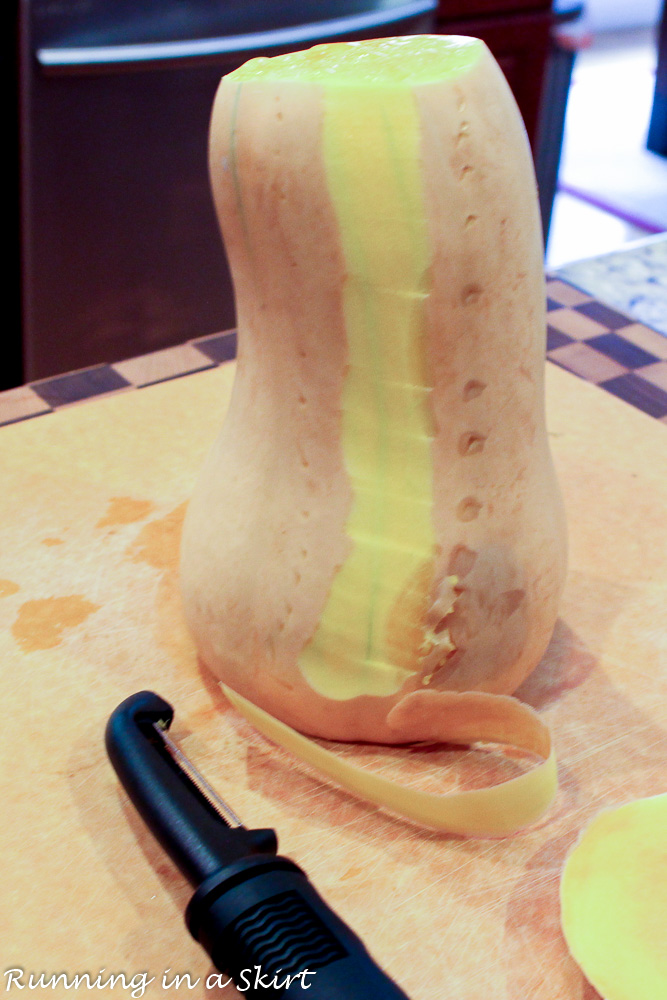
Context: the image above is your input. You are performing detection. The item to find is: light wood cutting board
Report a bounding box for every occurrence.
[1,361,665,999]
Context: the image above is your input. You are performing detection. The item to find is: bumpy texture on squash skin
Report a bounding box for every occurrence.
[180,37,567,743]
[561,795,667,1000]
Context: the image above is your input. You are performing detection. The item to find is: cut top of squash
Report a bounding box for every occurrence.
[228,35,484,86]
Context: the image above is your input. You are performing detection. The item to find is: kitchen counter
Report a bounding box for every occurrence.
[556,233,667,340]
[1,273,666,999]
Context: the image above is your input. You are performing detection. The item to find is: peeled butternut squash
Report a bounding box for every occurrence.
[180,36,567,748]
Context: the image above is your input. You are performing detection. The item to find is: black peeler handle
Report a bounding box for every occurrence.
[106,692,411,999]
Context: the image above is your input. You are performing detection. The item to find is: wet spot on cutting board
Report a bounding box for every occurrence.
[41,537,64,547]
[12,595,100,652]
[96,497,156,529]
[127,503,187,572]
[0,579,20,598]
[126,503,194,662]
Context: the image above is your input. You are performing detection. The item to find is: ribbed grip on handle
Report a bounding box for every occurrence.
[186,856,410,998]
[220,887,348,992]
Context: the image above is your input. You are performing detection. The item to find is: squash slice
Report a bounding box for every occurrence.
[561,794,667,999]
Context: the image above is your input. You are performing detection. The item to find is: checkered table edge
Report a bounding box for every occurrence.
[2,280,667,427]
[0,330,237,428]
[545,278,667,422]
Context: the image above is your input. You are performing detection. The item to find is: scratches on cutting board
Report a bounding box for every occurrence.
[0,579,20,598]
[11,595,100,652]
[126,502,187,572]
[96,496,156,529]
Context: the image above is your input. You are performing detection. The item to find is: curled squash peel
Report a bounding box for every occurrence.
[180,37,567,832]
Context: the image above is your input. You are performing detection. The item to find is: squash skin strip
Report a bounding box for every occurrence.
[223,685,556,837]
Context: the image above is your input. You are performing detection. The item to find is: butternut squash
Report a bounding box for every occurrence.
[180,36,567,747]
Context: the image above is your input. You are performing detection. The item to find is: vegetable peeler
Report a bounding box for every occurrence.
[105,691,411,998]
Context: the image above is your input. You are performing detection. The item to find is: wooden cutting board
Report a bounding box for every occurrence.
[1,361,665,999]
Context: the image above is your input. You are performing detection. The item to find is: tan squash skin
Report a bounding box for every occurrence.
[414,55,567,700]
[180,43,567,744]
